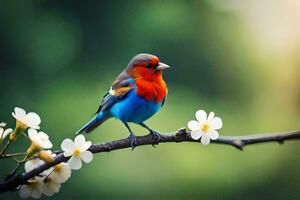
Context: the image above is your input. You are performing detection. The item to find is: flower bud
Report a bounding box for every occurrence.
[9,132,17,142]
[38,150,54,162]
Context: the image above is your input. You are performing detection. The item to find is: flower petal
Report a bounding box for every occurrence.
[43,181,60,196]
[80,141,91,151]
[42,140,53,149]
[190,130,202,140]
[28,128,38,141]
[31,188,42,199]
[42,184,54,196]
[26,112,41,129]
[81,151,93,163]
[3,128,13,136]
[19,185,31,199]
[68,156,82,170]
[74,134,85,147]
[1,128,13,140]
[49,181,60,193]
[187,120,199,131]
[208,130,219,140]
[30,131,52,149]
[42,167,53,176]
[14,107,26,118]
[63,151,73,157]
[201,134,211,145]
[25,159,44,172]
[61,139,75,154]
[51,163,71,183]
[207,112,215,121]
[210,117,222,129]
[196,110,207,122]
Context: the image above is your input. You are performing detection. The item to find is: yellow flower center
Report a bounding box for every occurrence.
[200,122,210,133]
[73,148,81,157]
[54,164,63,173]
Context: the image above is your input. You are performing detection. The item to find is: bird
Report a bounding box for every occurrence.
[76,53,170,149]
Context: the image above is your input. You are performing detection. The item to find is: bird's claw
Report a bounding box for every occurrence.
[149,130,160,147]
[128,133,138,151]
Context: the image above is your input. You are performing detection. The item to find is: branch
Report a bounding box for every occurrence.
[0,129,299,194]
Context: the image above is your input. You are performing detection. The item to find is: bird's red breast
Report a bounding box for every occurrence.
[131,67,167,103]
[135,74,167,103]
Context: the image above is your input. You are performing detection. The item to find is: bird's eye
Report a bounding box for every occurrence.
[146,63,151,68]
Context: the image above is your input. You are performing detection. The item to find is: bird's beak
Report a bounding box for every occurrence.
[156,62,171,71]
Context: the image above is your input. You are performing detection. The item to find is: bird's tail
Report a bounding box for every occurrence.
[76,112,110,135]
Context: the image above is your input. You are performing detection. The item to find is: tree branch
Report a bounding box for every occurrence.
[0,128,299,194]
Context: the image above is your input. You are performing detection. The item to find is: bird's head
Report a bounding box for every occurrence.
[126,53,170,80]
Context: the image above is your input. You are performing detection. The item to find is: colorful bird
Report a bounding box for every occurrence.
[76,53,170,149]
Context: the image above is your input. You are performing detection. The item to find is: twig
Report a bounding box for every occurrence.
[0,131,4,150]
[5,154,29,181]
[0,141,11,157]
[0,129,299,193]
[0,153,27,159]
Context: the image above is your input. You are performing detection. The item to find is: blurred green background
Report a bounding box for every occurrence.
[0,0,299,199]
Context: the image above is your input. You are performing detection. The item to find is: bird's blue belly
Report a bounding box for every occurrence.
[109,90,162,123]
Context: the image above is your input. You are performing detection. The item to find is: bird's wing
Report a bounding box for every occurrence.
[96,76,135,113]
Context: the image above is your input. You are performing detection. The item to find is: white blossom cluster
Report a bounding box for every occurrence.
[19,155,72,199]
[0,107,93,199]
[19,132,94,199]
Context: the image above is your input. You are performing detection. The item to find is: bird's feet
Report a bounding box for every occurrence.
[149,130,161,147]
[128,133,138,151]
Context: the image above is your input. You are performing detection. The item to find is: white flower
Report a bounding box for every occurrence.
[21,156,69,198]
[28,128,53,149]
[42,177,61,197]
[19,178,43,199]
[49,163,72,183]
[12,107,41,130]
[39,162,71,197]
[61,134,93,170]
[0,125,13,141]
[41,161,70,196]
[21,160,46,199]
[23,160,62,197]
[40,150,71,183]
[24,159,45,173]
[188,110,222,145]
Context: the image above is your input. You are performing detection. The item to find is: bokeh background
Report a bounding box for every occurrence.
[0,0,299,199]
